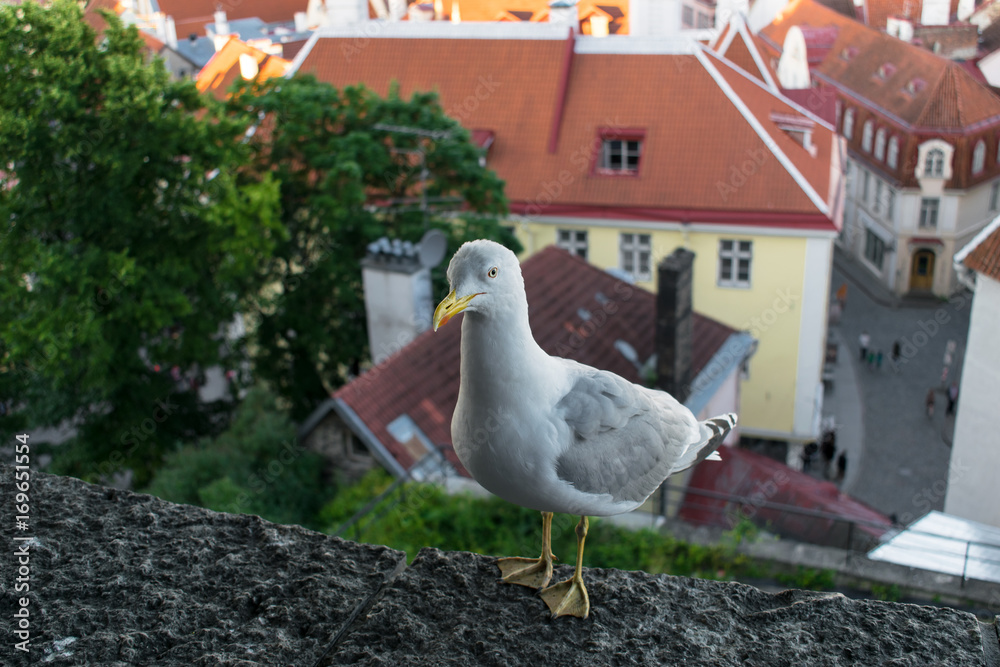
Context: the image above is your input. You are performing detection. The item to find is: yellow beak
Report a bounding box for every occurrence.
[433,290,482,331]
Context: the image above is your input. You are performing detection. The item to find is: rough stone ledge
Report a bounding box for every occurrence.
[2,468,998,666]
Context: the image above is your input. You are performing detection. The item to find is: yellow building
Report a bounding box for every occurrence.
[294,19,844,446]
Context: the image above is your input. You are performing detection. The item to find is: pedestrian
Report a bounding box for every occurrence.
[946,382,959,416]
[820,432,836,480]
[925,389,935,418]
[876,350,883,369]
[836,451,847,481]
[867,350,876,370]
[836,283,848,310]
[859,330,870,362]
[891,340,901,362]
[802,442,818,473]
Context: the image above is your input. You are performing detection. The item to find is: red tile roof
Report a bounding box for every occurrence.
[436,0,630,33]
[156,0,308,38]
[962,221,1000,281]
[196,36,290,100]
[760,0,1000,131]
[334,246,739,474]
[297,30,838,226]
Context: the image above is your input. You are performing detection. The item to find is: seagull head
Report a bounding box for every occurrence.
[433,240,524,331]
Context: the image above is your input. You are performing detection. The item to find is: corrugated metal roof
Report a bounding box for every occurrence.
[868,511,1000,584]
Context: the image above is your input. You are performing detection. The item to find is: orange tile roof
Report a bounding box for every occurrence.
[297,30,837,226]
[196,37,290,100]
[438,0,630,33]
[962,220,1000,281]
[82,0,120,33]
[760,0,1000,131]
[333,246,738,474]
[156,0,308,38]
[861,0,962,30]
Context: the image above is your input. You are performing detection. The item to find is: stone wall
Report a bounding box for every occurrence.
[1,468,997,666]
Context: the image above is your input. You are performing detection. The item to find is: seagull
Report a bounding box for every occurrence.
[433,240,736,619]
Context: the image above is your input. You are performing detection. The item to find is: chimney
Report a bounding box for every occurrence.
[165,16,178,50]
[549,0,578,29]
[213,9,230,36]
[361,238,434,365]
[655,248,694,404]
[294,11,309,31]
[239,53,259,80]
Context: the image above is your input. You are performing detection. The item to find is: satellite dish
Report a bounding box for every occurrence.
[418,229,448,268]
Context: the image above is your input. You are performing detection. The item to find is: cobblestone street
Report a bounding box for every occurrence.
[826,248,972,524]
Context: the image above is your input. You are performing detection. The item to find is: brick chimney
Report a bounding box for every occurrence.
[655,248,694,403]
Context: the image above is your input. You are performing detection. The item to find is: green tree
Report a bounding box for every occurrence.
[0,1,282,484]
[227,75,519,420]
[144,386,335,528]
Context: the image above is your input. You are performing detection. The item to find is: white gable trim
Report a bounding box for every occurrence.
[696,48,830,216]
[736,16,779,92]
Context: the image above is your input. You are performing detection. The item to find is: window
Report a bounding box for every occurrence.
[619,233,651,280]
[862,120,874,152]
[925,148,945,177]
[864,229,885,270]
[919,197,939,228]
[990,182,999,212]
[887,189,895,219]
[862,169,870,202]
[973,140,986,175]
[874,128,886,161]
[874,179,883,214]
[835,100,842,129]
[696,11,711,28]
[887,136,899,169]
[557,229,588,260]
[718,239,752,288]
[842,108,854,140]
[599,137,642,174]
[682,5,694,27]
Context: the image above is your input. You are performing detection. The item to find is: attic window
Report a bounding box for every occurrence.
[876,63,896,80]
[770,112,816,155]
[596,129,644,176]
[905,78,926,95]
[840,46,859,60]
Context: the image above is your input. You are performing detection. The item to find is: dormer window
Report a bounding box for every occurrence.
[596,129,644,176]
[876,63,896,80]
[905,78,926,95]
[874,128,886,160]
[925,148,945,177]
[840,46,859,60]
[770,112,816,154]
[862,120,874,152]
[973,139,986,174]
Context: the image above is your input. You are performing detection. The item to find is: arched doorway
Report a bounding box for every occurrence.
[910,249,935,291]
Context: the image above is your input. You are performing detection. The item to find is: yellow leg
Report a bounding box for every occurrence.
[539,516,590,619]
[497,511,556,589]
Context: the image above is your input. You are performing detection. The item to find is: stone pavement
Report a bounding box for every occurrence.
[824,248,971,523]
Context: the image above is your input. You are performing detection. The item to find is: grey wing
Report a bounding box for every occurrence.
[553,363,700,504]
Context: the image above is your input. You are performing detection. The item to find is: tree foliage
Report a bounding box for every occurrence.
[0,1,281,484]
[144,386,335,528]
[228,75,520,419]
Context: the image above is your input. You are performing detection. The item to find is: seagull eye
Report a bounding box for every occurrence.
[488,266,499,279]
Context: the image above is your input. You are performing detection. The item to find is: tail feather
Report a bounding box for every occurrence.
[671,413,737,474]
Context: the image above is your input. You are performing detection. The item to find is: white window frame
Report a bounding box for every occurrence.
[557,229,589,260]
[874,179,883,214]
[599,138,642,174]
[619,233,651,281]
[862,120,874,152]
[925,148,945,177]
[862,169,870,203]
[864,228,886,270]
[887,136,899,169]
[919,197,939,228]
[842,108,854,140]
[874,128,886,161]
[973,140,986,175]
[717,239,753,288]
